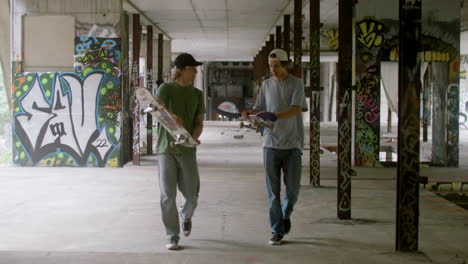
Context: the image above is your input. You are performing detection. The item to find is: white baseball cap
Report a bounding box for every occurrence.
[269,49,289,62]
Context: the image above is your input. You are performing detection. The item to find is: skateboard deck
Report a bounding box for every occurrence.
[135,87,198,148]
[240,114,275,133]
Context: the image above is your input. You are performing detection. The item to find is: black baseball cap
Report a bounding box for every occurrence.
[174,53,203,68]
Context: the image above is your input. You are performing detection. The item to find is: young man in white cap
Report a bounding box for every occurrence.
[242,48,308,245]
[155,53,205,250]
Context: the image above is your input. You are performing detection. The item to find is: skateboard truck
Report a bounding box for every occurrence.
[239,114,274,133]
[141,104,157,115]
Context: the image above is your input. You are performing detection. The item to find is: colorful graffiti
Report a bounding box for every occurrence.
[355,18,384,167]
[11,23,122,167]
[355,72,380,167]
[12,71,121,167]
[75,35,121,77]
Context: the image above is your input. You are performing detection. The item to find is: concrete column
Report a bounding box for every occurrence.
[146,26,153,155]
[432,63,448,164]
[337,0,353,220]
[396,0,421,252]
[321,63,331,122]
[309,0,320,187]
[328,63,337,122]
[422,64,431,142]
[0,0,10,103]
[131,14,141,165]
[293,0,302,78]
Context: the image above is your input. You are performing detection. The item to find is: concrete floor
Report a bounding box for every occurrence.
[0,122,467,264]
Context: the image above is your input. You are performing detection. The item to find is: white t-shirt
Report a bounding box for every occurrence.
[254,75,308,151]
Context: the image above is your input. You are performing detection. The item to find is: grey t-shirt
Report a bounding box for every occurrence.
[254,75,308,151]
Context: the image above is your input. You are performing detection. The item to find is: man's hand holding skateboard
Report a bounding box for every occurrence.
[240,110,277,132]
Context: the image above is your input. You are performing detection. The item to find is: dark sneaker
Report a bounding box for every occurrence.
[183,220,192,237]
[166,238,179,250]
[284,218,291,234]
[269,234,284,245]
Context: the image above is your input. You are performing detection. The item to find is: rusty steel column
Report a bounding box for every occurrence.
[157,34,164,86]
[276,26,282,49]
[310,0,320,187]
[283,15,291,60]
[396,0,421,252]
[255,52,260,83]
[269,34,275,54]
[265,40,272,77]
[131,14,141,165]
[122,13,132,164]
[337,0,352,220]
[146,26,153,155]
[260,46,266,79]
[293,0,302,78]
[253,54,258,83]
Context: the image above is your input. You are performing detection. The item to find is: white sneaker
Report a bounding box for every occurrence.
[166,238,179,250]
[166,242,179,250]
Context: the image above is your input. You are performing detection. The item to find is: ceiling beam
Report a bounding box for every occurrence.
[258,0,307,52]
[125,0,172,40]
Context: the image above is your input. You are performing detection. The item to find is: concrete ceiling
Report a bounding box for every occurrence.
[125,0,468,61]
[124,0,338,61]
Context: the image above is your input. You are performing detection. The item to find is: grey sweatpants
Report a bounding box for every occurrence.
[158,152,200,242]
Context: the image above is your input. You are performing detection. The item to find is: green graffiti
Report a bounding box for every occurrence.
[38,153,77,167]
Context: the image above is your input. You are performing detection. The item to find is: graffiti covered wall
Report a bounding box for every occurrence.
[11,1,123,167]
[12,71,120,167]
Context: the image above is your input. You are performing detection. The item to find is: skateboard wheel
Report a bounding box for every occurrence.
[170,142,175,148]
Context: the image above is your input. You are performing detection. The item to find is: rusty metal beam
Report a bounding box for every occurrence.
[337,0,352,220]
[132,14,141,165]
[121,13,132,165]
[293,0,302,78]
[269,34,275,53]
[283,15,291,60]
[276,26,282,49]
[146,26,153,155]
[157,33,164,86]
[310,0,320,187]
[396,0,421,252]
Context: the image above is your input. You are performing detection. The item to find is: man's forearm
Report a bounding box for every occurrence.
[276,106,302,120]
[192,123,203,140]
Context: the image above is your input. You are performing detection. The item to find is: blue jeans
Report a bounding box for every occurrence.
[158,152,200,243]
[263,147,302,235]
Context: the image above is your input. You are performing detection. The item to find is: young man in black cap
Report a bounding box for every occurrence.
[155,53,205,250]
